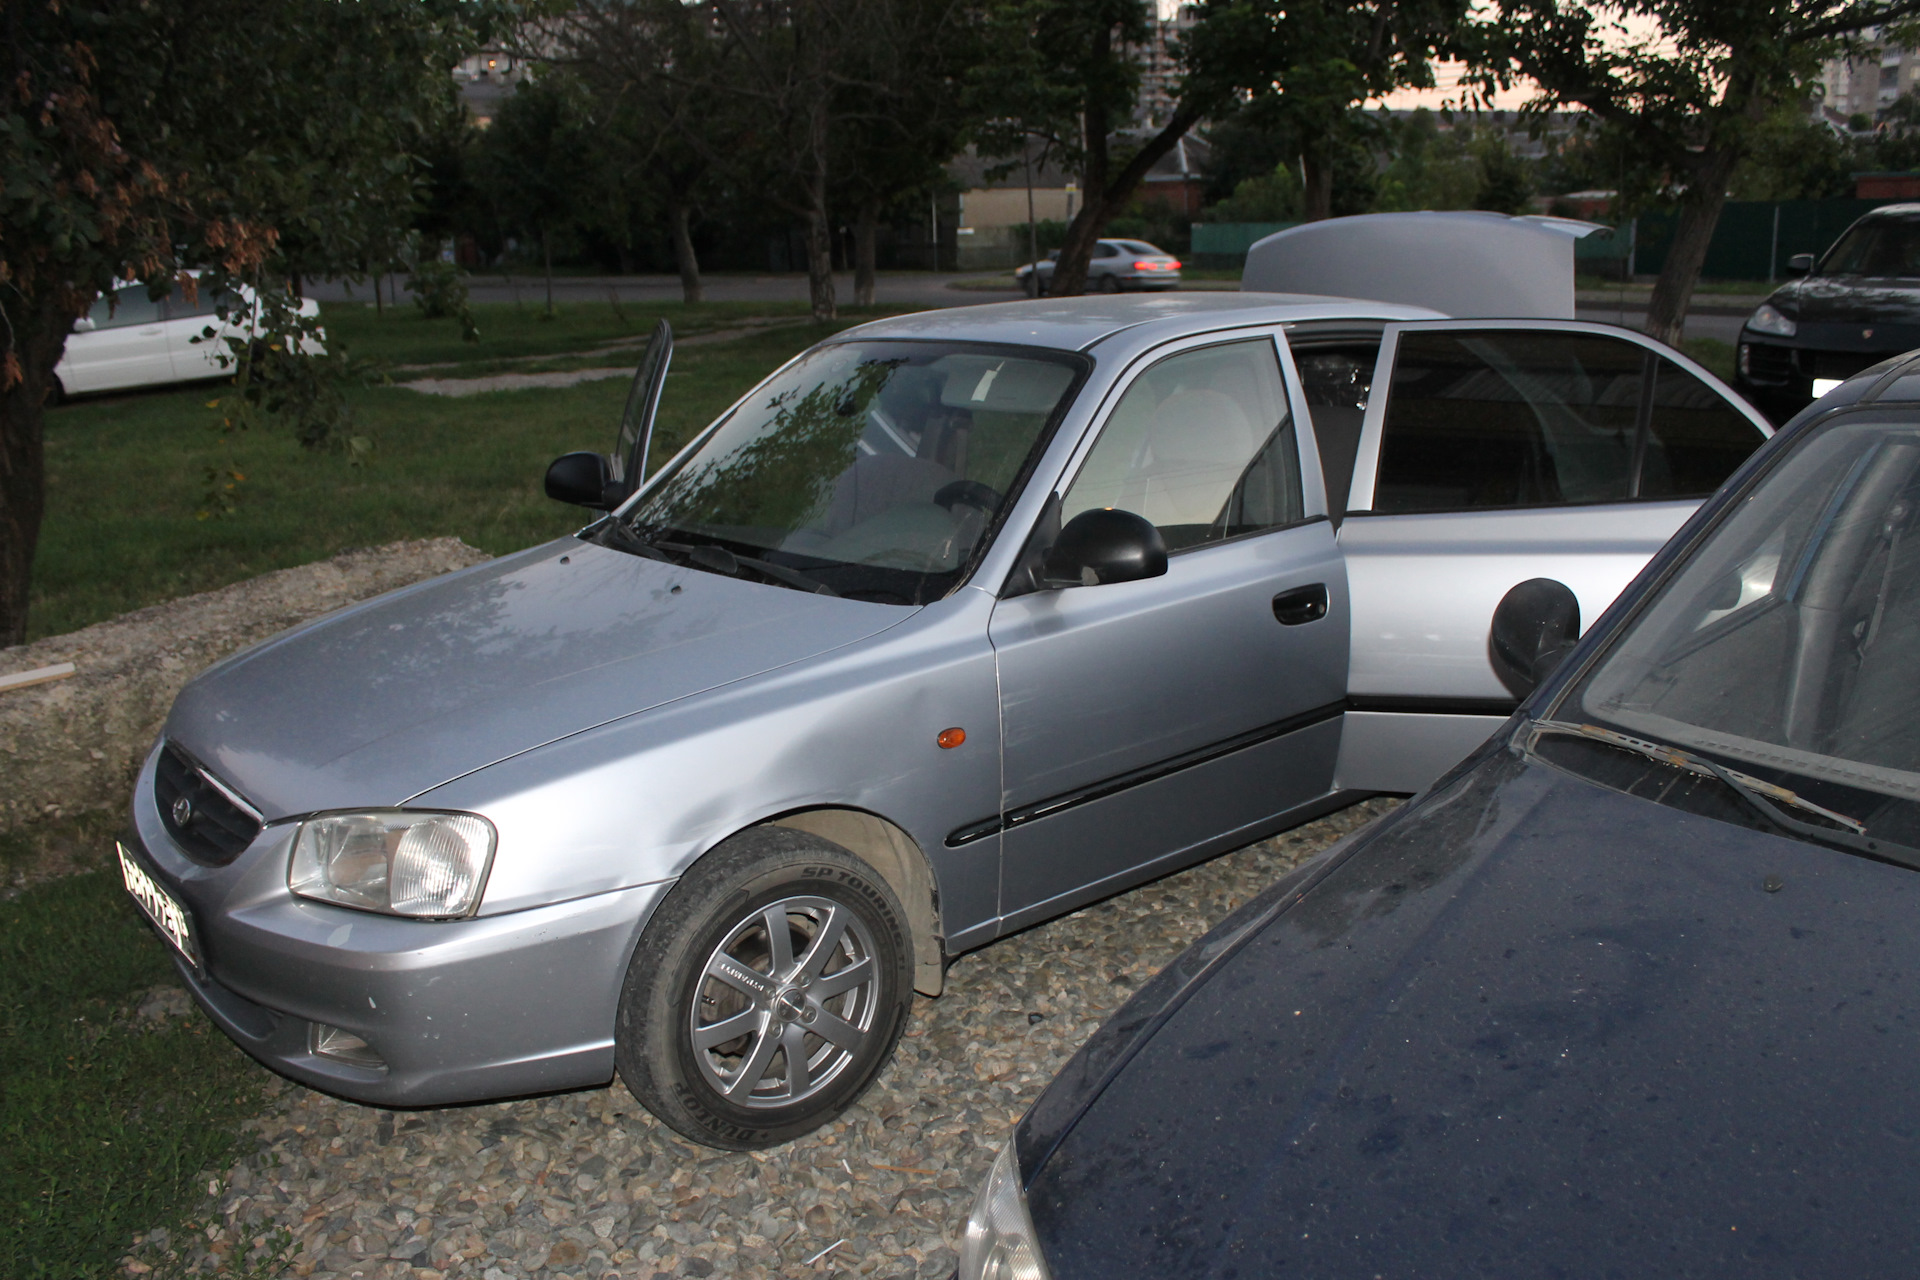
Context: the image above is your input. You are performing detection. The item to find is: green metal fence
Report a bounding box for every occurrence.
[1190,221,1297,268]
[1626,199,1896,281]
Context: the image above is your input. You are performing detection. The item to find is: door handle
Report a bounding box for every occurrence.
[1272,583,1329,625]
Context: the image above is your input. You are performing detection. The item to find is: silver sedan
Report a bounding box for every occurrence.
[120,220,1771,1151]
[1015,239,1183,295]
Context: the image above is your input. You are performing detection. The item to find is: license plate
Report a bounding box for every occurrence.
[118,841,200,971]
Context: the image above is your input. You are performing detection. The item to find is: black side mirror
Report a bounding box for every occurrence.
[1490,578,1581,700]
[1040,508,1168,588]
[545,451,617,509]
[1786,253,1814,277]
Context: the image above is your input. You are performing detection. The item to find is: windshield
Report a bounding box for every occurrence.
[621,341,1083,604]
[1819,220,1920,279]
[1566,416,1920,843]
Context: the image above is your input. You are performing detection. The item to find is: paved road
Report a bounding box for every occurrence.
[311,271,1750,344]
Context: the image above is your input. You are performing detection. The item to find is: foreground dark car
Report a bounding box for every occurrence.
[959,356,1920,1278]
[1736,202,1920,423]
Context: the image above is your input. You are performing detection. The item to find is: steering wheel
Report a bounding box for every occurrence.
[934,480,1002,514]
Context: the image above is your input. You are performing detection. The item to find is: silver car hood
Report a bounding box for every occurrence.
[164,539,914,818]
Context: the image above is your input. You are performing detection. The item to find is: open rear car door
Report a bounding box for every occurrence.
[1331,318,1772,792]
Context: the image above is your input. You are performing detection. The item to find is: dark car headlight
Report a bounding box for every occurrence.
[289,811,495,918]
[1747,303,1796,338]
[958,1141,1052,1280]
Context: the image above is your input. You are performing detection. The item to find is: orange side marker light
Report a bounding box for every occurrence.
[937,727,966,750]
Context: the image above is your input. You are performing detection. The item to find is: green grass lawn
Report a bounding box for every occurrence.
[0,821,269,1279]
[319,297,823,368]
[29,303,874,640]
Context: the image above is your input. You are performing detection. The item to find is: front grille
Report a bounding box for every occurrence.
[1814,351,1880,381]
[1743,341,1795,383]
[155,744,262,866]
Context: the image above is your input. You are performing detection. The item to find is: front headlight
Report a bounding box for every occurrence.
[289,811,495,918]
[958,1141,1052,1280]
[1747,303,1796,338]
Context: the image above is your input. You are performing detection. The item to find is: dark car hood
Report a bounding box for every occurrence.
[1026,749,1920,1278]
[164,539,911,818]
[1771,274,1920,327]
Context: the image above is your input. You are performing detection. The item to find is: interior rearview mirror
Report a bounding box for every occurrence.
[1490,578,1581,700]
[1786,253,1814,277]
[545,451,617,510]
[1040,508,1168,589]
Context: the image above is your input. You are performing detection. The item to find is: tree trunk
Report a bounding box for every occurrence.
[0,294,69,646]
[1052,200,1111,297]
[542,227,555,316]
[853,199,878,308]
[1300,139,1334,223]
[804,202,837,322]
[666,194,704,305]
[1051,97,1209,295]
[1645,146,1740,348]
[802,112,837,322]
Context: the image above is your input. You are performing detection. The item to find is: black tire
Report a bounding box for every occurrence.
[1098,274,1122,293]
[616,826,914,1150]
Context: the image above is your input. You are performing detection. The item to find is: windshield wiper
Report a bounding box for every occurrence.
[588,516,672,563]
[1526,719,1920,872]
[588,520,836,597]
[656,539,839,597]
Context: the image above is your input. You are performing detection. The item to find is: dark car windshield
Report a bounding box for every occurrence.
[1820,220,1920,279]
[621,341,1082,604]
[1566,415,1920,842]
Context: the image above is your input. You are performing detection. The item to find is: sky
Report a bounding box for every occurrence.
[1376,63,1540,112]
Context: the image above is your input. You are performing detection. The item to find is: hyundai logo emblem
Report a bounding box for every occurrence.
[171,796,194,827]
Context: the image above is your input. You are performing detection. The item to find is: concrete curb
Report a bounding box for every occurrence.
[0,538,492,831]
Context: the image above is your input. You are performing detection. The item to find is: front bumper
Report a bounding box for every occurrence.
[1737,328,1916,423]
[128,750,672,1106]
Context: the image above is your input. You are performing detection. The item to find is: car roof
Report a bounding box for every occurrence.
[836,293,1444,353]
[1805,348,1920,419]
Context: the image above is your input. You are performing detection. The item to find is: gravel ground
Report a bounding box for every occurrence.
[131,799,1398,1280]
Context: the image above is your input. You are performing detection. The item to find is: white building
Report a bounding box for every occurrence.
[1819,42,1920,119]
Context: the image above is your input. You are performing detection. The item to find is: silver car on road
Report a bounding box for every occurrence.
[1015,239,1183,296]
[120,216,1771,1149]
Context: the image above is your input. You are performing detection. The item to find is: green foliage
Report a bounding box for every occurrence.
[0,831,269,1279]
[1724,91,1920,201]
[28,302,871,640]
[0,0,501,641]
[407,257,482,342]
[1203,95,1306,204]
[478,74,599,277]
[1475,0,1920,339]
[1105,205,1192,253]
[1193,0,1473,219]
[1208,167,1305,222]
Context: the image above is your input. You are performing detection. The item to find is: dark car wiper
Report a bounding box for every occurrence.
[589,520,836,597]
[1526,719,1920,872]
[655,539,839,597]
[588,516,672,563]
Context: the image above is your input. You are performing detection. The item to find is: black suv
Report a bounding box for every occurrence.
[1736,203,1920,423]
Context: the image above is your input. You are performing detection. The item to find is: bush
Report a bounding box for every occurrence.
[407,258,480,342]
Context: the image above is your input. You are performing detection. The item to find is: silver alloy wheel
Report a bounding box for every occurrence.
[689,894,881,1108]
